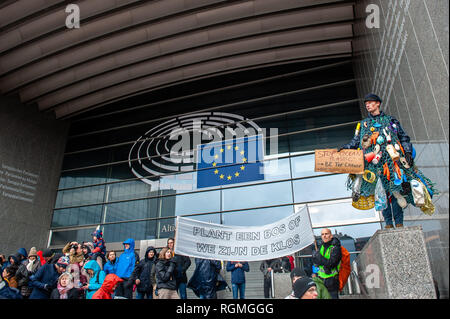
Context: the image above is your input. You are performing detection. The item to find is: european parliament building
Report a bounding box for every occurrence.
[0,1,448,298]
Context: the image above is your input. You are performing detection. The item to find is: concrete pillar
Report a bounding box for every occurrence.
[355,226,437,299]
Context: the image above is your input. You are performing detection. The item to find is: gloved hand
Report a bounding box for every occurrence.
[405,152,414,166]
[336,147,344,152]
[44,284,53,292]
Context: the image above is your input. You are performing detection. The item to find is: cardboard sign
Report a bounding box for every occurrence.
[314,149,364,174]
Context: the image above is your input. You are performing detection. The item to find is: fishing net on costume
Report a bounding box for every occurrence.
[345,116,438,213]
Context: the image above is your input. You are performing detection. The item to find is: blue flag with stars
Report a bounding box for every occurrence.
[196,135,265,188]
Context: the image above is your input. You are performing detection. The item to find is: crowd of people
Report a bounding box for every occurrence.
[1,228,342,300]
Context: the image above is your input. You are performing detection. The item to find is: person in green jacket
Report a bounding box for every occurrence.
[285,267,331,299]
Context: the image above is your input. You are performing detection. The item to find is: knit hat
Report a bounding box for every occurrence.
[290,267,307,281]
[293,277,316,299]
[363,93,382,104]
[28,247,37,258]
[56,256,70,268]
[42,249,54,258]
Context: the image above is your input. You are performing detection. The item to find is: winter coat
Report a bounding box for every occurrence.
[312,237,342,292]
[131,246,157,292]
[115,238,137,279]
[0,281,22,299]
[28,263,60,299]
[50,287,83,299]
[188,258,226,299]
[155,258,177,290]
[173,254,191,284]
[83,260,106,299]
[15,259,41,297]
[92,274,123,299]
[226,261,249,284]
[62,243,85,265]
[92,230,106,257]
[104,259,118,275]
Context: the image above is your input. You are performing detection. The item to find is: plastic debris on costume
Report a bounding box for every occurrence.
[346,116,438,213]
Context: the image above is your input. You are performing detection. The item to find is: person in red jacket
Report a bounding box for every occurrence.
[92,274,123,299]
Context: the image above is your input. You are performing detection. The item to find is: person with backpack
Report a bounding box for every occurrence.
[312,228,342,299]
[83,259,106,299]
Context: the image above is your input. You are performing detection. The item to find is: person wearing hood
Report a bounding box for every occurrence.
[104,250,118,275]
[16,248,28,265]
[114,238,139,299]
[83,259,106,299]
[29,256,69,299]
[7,255,19,269]
[92,274,123,299]
[312,228,342,299]
[15,247,41,298]
[50,272,83,299]
[132,246,157,299]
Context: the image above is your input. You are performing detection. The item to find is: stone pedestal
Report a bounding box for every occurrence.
[355,226,437,299]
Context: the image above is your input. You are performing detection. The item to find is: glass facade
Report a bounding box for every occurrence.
[50,59,445,265]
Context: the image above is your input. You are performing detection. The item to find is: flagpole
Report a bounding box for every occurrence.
[305,205,318,251]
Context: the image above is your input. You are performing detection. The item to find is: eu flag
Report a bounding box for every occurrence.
[196,135,265,189]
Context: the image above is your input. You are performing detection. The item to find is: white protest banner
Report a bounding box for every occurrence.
[174,205,314,261]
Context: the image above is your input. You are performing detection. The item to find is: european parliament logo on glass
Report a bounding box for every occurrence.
[196,135,265,189]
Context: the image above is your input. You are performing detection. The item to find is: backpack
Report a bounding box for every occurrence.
[339,246,351,291]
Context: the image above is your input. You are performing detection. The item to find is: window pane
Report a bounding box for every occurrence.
[222,181,292,211]
[108,180,155,202]
[222,205,294,226]
[103,220,157,242]
[293,174,350,203]
[304,199,380,228]
[59,167,108,189]
[104,198,159,223]
[160,190,221,217]
[50,228,96,246]
[51,205,102,227]
[55,185,105,208]
[291,154,328,178]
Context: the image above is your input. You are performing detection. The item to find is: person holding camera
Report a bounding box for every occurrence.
[62,242,88,289]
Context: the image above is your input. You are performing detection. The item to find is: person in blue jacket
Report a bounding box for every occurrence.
[29,256,69,299]
[83,260,106,299]
[226,261,249,299]
[104,251,118,275]
[0,273,22,299]
[114,238,139,299]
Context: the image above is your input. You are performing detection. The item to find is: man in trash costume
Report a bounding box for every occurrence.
[338,93,437,228]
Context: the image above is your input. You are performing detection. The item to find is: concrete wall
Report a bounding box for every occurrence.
[0,94,69,256]
[353,0,449,298]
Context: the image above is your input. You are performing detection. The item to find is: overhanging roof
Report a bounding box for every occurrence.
[0,0,355,119]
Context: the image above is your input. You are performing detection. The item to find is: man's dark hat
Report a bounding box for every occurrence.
[42,249,54,258]
[293,277,316,298]
[364,93,382,103]
[290,267,307,280]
